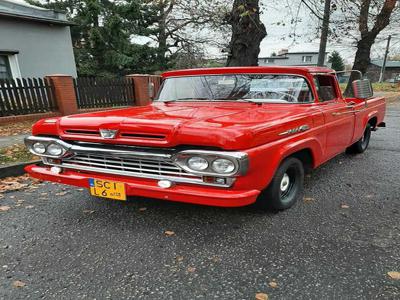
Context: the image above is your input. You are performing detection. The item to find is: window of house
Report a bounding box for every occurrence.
[313,75,338,102]
[302,56,312,63]
[0,55,12,80]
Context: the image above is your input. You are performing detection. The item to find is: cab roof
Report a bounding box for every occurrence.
[162,66,334,78]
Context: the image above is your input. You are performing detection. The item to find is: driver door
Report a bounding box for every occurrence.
[314,75,355,159]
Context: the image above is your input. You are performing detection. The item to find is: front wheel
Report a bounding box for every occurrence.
[346,123,371,154]
[255,157,304,210]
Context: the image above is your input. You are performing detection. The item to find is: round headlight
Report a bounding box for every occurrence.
[47,143,63,156]
[212,158,235,174]
[32,142,46,154]
[187,156,209,171]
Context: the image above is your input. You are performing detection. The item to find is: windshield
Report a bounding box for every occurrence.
[156,74,313,103]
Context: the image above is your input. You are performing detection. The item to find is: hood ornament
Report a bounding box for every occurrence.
[100,129,118,139]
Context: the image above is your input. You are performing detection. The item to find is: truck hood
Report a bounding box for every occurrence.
[34,102,314,150]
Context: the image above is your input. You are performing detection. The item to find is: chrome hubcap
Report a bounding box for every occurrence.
[280,173,290,192]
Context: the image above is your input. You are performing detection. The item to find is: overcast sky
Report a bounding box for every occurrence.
[14,0,399,64]
[257,1,400,64]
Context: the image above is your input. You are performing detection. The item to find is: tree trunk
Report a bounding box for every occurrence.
[317,0,331,66]
[343,36,375,96]
[226,0,266,67]
[343,0,397,96]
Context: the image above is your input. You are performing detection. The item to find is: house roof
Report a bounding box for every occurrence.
[370,60,400,68]
[0,0,74,25]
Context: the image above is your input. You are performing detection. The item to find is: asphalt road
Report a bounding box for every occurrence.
[1,103,399,300]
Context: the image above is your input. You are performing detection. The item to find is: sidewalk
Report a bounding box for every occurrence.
[0,134,29,148]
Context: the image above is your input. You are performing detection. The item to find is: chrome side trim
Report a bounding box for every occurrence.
[278,125,310,136]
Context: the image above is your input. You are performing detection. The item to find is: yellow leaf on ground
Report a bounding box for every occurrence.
[176,255,184,262]
[138,207,147,212]
[164,230,175,237]
[187,266,196,273]
[255,293,269,300]
[12,280,26,288]
[0,205,11,212]
[269,281,278,288]
[388,271,400,280]
[303,197,314,202]
[341,204,350,209]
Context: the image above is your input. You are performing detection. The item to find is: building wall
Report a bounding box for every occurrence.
[259,53,324,67]
[366,64,400,82]
[0,18,77,78]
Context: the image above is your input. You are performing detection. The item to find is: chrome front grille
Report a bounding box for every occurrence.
[61,153,196,179]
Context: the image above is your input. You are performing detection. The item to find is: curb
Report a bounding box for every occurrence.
[0,160,41,179]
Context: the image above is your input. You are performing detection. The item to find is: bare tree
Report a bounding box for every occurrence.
[343,0,398,95]
[226,0,266,66]
[143,0,231,70]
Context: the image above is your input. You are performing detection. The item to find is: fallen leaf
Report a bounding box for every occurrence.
[269,281,278,288]
[138,207,147,212]
[12,280,26,288]
[55,192,68,196]
[303,197,314,202]
[0,206,11,212]
[164,230,175,237]
[187,266,196,273]
[388,271,400,280]
[341,204,350,209]
[83,210,94,214]
[176,255,184,262]
[255,293,269,300]
[25,205,34,209]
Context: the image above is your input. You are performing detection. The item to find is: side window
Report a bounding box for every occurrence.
[0,55,12,80]
[313,75,338,102]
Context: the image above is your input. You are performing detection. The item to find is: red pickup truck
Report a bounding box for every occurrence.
[25,66,386,210]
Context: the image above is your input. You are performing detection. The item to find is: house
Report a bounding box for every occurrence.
[258,49,329,67]
[366,60,400,82]
[0,0,77,80]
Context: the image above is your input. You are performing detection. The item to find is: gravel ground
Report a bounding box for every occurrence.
[0,103,399,300]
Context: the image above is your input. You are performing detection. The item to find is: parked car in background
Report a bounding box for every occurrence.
[25,66,386,210]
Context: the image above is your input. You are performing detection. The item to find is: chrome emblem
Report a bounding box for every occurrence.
[279,125,310,136]
[100,129,118,139]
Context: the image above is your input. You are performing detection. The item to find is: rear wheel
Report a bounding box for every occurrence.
[255,157,304,210]
[346,123,371,154]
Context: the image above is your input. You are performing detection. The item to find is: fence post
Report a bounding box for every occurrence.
[46,74,78,115]
[126,74,162,106]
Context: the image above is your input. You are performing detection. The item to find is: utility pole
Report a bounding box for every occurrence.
[317,0,331,66]
[379,35,391,83]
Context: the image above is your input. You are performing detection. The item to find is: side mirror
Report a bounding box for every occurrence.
[352,79,373,99]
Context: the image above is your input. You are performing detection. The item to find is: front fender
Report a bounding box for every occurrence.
[234,134,324,191]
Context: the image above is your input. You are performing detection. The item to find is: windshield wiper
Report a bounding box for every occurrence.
[160,97,210,103]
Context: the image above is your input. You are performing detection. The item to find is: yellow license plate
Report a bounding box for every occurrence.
[89,178,126,201]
